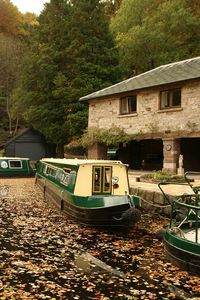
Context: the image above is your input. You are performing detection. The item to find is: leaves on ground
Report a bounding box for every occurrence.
[0,178,199,299]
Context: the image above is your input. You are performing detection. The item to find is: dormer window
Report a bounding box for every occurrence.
[120,95,137,114]
[160,88,181,109]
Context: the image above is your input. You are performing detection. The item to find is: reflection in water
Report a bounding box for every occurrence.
[0,186,10,197]
[74,252,127,278]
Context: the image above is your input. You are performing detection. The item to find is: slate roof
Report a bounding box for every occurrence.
[80,57,200,101]
[4,127,44,146]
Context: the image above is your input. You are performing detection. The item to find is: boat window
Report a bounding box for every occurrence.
[63,168,71,174]
[45,166,50,175]
[61,174,70,186]
[43,164,47,173]
[93,167,102,193]
[52,169,57,177]
[103,167,112,193]
[45,166,57,177]
[92,166,112,194]
[9,160,22,168]
[56,171,65,181]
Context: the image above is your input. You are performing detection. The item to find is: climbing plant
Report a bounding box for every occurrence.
[81,126,144,147]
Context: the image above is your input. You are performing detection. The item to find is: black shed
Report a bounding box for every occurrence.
[4,127,56,160]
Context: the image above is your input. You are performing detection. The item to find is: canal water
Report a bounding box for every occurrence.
[0,178,199,299]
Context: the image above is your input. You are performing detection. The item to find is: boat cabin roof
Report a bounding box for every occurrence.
[41,158,126,167]
[0,157,30,160]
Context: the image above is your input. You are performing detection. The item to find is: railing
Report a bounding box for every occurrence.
[172,194,200,243]
[184,171,200,194]
[158,180,200,244]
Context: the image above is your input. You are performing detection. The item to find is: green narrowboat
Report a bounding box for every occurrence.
[160,181,200,276]
[0,157,36,177]
[36,158,141,227]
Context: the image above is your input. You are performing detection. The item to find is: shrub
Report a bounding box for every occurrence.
[140,170,185,183]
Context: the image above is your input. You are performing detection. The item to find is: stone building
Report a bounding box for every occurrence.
[80,57,200,173]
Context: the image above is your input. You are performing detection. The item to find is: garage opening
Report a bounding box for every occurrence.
[181,138,200,171]
[118,139,163,171]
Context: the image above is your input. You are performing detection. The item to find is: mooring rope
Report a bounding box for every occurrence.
[169,226,185,238]
[137,195,172,208]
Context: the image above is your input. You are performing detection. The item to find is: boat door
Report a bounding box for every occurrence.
[92,166,112,195]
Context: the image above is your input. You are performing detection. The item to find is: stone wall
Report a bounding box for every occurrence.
[88,143,107,159]
[88,80,200,138]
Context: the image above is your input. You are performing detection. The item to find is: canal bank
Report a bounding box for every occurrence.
[128,171,193,210]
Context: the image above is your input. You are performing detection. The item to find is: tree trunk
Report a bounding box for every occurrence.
[6,96,12,135]
[56,143,64,158]
[13,117,19,136]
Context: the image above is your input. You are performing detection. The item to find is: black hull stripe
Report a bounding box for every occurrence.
[164,242,200,276]
[37,178,135,227]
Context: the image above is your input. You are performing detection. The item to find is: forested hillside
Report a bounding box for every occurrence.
[0,0,36,145]
[0,0,199,156]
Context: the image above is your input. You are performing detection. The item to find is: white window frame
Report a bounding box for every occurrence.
[9,160,22,169]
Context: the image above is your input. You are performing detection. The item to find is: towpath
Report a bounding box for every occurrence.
[128,171,195,209]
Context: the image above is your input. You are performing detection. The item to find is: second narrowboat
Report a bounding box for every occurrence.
[159,179,200,276]
[0,157,36,177]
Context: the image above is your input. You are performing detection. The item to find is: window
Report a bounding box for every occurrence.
[45,166,57,177]
[92,166,112,194]
[93,167,102,193]
[160,89,181,109]
[120,95,137,114]
[103,167,111,193]
[9,160,22,168]
[61,172,70,186]
[63,168,71,174]
[56,171,65,181]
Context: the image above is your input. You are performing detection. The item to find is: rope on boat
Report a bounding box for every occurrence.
[169,226,185,238]
[137,195,171,208]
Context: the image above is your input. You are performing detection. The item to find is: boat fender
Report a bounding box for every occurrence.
[43,185,46,201]
[60,191,64,211]
[121,207,141,224]
[155,228,166,240]
[60,199,64,211]
[35,174,38,184]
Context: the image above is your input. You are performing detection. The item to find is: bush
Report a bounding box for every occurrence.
[140,170,185,183]
[0,149,5,157]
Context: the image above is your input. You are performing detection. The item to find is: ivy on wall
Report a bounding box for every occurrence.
[81,126,144,147]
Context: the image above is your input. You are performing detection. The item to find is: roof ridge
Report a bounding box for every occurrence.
[80,56,200,101]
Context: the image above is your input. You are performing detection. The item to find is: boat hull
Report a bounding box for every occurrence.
[36,176,141,228]
[164,230,200,276]
[0,171,35,177]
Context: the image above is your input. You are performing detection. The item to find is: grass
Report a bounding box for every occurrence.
[140,170,185,183]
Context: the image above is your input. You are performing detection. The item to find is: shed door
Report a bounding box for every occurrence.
[15,143,46,160]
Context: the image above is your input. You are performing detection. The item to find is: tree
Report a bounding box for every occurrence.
[103,0,122,19]
[0,34,24,136]
[12,0,121,157]
[0,0,21,36]
[65,0,121,137]
[12,0,72,157]
[68,0,121,89]
[0,1,37,143]
[111,0,200,76]
[186,0,200,16]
